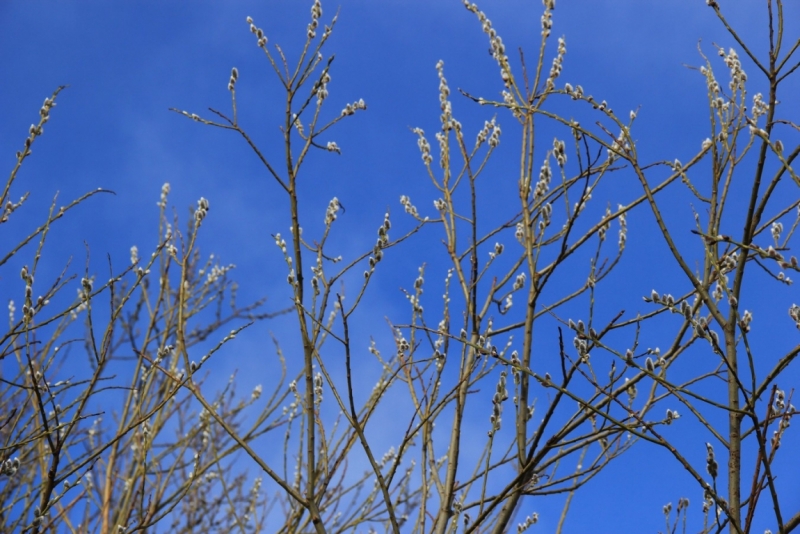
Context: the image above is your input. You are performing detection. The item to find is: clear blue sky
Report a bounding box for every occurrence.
[2,1,799,532]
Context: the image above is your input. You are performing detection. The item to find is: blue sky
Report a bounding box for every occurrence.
[2,1,800,532]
